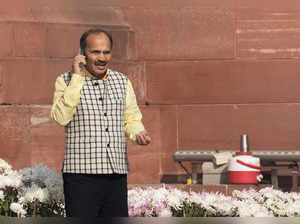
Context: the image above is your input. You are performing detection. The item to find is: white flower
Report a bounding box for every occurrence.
[158,207,172,217]
[126,186,300,217]
[23,185,49,203]
[10,202,27,217]
[286,200,300,216]
[166,193,183,209]
[213,199,236,216]
[0,159,12,174]
[234,200,272,217]
[18,196,25,204]
[189,192,203,204]
[0,172,22,189]
[0,190,4,200]
[151,187,168,204]
[19,164,64,202]
[166,188,188,209]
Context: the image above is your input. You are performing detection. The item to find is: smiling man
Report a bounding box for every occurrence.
[51,28,151,217]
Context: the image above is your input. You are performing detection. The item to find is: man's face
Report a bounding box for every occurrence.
[84,33,112,78]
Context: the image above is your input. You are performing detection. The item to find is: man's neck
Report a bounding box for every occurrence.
[83,68,109,81]
[92,73,106,80]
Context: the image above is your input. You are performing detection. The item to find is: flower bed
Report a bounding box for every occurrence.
[129,186,300,217]
[1,159,300,217]
[0,159,64,217]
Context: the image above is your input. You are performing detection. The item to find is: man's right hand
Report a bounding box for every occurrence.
[72,54,87,75]
[136,130,151,146]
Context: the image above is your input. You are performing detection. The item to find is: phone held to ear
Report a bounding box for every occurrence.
[78,48,86,71]
[79,47,85,56]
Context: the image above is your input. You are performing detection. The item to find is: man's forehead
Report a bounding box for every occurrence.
[86,33,111,47]
[87,33,109,41]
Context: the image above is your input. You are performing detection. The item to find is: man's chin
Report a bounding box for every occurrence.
[92,70,107,78]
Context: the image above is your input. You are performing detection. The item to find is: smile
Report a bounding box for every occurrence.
[95,61,107,66]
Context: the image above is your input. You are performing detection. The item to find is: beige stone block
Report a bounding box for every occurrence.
[212,152,232,165]
[202,162,228,185]
[202,162,228,174]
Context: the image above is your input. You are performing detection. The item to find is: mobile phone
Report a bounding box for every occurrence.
[78,48,86,71]
[79,47,85,56]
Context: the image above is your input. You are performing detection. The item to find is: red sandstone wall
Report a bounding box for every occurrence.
[1,0,300,184]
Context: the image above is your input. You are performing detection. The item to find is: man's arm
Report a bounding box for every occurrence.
[50,74,84,126]
[124,80,151,145]
[51,54,87,126]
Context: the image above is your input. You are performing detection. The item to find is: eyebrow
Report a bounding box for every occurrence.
[91,50,111,53]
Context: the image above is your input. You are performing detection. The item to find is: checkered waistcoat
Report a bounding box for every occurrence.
[61,70,129,174]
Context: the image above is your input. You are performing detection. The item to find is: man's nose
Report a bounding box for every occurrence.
[97,52,106,61]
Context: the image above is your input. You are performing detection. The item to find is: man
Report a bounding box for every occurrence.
[51,28,151,217]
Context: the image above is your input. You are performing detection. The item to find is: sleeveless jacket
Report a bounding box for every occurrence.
[61,70,129,174]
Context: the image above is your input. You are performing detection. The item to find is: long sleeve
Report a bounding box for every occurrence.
[124,79,145,144]
[50,73,85,126]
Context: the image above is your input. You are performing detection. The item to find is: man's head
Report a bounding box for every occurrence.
[80,29,113,78]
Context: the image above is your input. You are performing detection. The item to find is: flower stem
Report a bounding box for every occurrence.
[33,200,37,216]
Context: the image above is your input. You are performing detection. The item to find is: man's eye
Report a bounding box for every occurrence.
[91,51,110,54]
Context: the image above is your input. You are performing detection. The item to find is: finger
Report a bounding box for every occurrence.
[136,134,146,145]
[139,134,147,145]
[72,55,87,74]
[142,131,150,143]
[143,134,150,144]
[75,55,87,64]
[145,135,151,144]
[136,135,141,145]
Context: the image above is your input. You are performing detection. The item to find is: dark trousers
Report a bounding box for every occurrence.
[63,173,128,217]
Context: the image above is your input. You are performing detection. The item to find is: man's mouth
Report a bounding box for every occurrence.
[95,61,107,67]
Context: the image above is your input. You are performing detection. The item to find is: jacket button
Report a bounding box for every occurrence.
[107,143,110,147]
[104,112,107,116]
[105,128,109,132]
[99,97,103,101]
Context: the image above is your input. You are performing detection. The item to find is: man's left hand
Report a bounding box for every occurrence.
[136,130,151,145]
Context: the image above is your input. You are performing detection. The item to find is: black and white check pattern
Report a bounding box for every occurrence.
[61,70,129,174]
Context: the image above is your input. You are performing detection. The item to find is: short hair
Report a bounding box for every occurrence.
[80,28,113,52]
